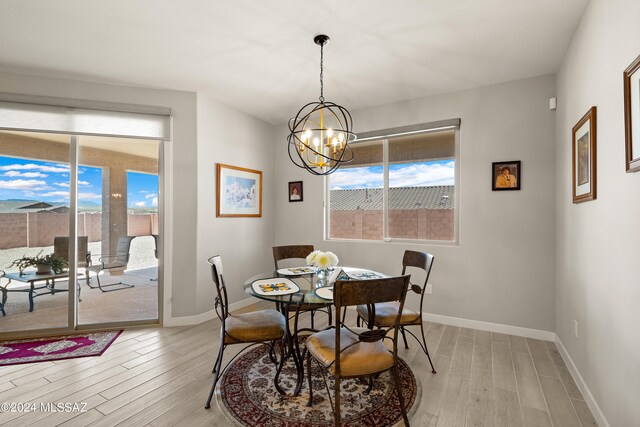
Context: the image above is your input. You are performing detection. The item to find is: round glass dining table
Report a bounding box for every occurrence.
[243,267,388,396]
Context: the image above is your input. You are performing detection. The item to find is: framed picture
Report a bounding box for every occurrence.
[624,54,640,172]
[492,161,521,191]
[288,181,303,202]
[572,107,597,203]
[216,163,262,217]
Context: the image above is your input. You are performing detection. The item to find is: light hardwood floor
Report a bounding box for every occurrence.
[0,303,598,426]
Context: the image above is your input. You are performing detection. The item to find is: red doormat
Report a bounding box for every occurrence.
[0,330,122,366]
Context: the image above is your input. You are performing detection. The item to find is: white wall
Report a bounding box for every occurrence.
[196,95,275,312]
[555,0,640,425]
[0,71,202,318]
[274,75,557,332]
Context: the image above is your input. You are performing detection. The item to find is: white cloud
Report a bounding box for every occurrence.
[54,182,70,187]
[3,171,47,178]
[134,201,146,207]
[144,193,157,199]
[151,197,158,207]
[0,163,69,173]
[40,190,69,198]
[78,180,90,186]
[329,167,383,190]
[0,179,48,190]
[78,192,101,200]
[389,161,455,187]
[329,161,455,190]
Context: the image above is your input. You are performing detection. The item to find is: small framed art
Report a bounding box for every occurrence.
[288,181,303,202]
[624,54,640,172]
[216,163,262,217]
[572,107,597,203]
[492,161,521,191]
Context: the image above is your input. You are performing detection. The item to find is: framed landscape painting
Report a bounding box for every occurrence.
[216,163,262,217]
[572,107,597,203]
[624,54,640,172]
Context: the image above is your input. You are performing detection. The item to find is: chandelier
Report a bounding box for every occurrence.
[287,34,356,175]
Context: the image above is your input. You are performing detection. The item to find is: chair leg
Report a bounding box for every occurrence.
[334,375,341,427]
[392,363,410,426]
[327,305,333,327]
[420,322,437,374]
[365,376,374,394]
[401,326,409,350]
[356,315,361,328]
[306,351,314,407]
[310,310,315,330]
[273,340,286,395]
[205,343,225,409]
[87,269,135,292]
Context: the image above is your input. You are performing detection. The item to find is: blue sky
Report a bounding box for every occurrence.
[0,156,158,209]
[329,159,455,190]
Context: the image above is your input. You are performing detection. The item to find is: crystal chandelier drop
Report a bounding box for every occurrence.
[287,34,356,175]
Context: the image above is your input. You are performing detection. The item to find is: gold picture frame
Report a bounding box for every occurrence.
[572,107,597,203]
[216,163,262,217]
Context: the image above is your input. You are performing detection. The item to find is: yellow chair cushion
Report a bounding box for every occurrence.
[356,302,421,327]
[223,309,286,344]
[306,327,394,377]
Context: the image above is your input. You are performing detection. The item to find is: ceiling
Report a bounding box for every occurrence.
[0,1,589,125]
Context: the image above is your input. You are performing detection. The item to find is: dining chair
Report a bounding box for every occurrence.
[205,255,287,409]
[356,250,437,373]
[272,244,332,329]
[86,236,136,292]
[305,275,411,426]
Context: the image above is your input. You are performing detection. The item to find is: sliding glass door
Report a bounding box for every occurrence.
[77,135,160,326]
[0,130,72,335]
[0,97,169,337]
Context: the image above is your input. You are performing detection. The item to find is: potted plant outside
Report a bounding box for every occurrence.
[9,251,69,275]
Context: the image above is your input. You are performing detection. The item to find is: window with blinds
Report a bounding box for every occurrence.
[327,122,458,242]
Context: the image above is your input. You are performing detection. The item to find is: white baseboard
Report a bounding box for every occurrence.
[555,336,610,427]
[163,297,259,327]
[421,312,555,341]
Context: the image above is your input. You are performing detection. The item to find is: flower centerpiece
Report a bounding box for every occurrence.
[306,250,339,279]
[9,251,68,275]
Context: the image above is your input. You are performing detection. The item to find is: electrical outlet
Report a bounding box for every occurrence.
[425,283,433,295]
[574,320,578,338]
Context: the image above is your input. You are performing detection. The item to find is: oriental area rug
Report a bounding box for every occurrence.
[0,330,122,366]
[216,344,420,426]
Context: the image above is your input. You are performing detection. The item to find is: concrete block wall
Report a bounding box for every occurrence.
[0,212,158,249]
[330,209,454,241]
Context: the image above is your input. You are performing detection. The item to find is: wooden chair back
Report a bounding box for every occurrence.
[272,245,314,270]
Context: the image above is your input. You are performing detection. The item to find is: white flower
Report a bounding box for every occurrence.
[325,251,339,266]
[316,252,332,269]
[306,250,321,266]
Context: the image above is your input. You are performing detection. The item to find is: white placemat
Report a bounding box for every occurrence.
[276,266,316,276]
[252,278,300,296]
[315,286,333,300]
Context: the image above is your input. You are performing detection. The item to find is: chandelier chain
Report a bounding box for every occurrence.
[319,42,324,103]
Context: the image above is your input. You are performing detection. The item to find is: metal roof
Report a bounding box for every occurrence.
[330,186,454,210]
[0,200,66,214]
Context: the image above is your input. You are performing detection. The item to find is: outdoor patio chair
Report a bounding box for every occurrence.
[86,236,136,292]
[305,275,411,426]
[356,250,437,373]
[150,234,159,281]
[53,236,92,300]
[204,255,286,409]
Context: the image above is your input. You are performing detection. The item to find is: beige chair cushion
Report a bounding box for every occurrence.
[356,302,421,327]
[223,309,286,344]
[306,327,394,377]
